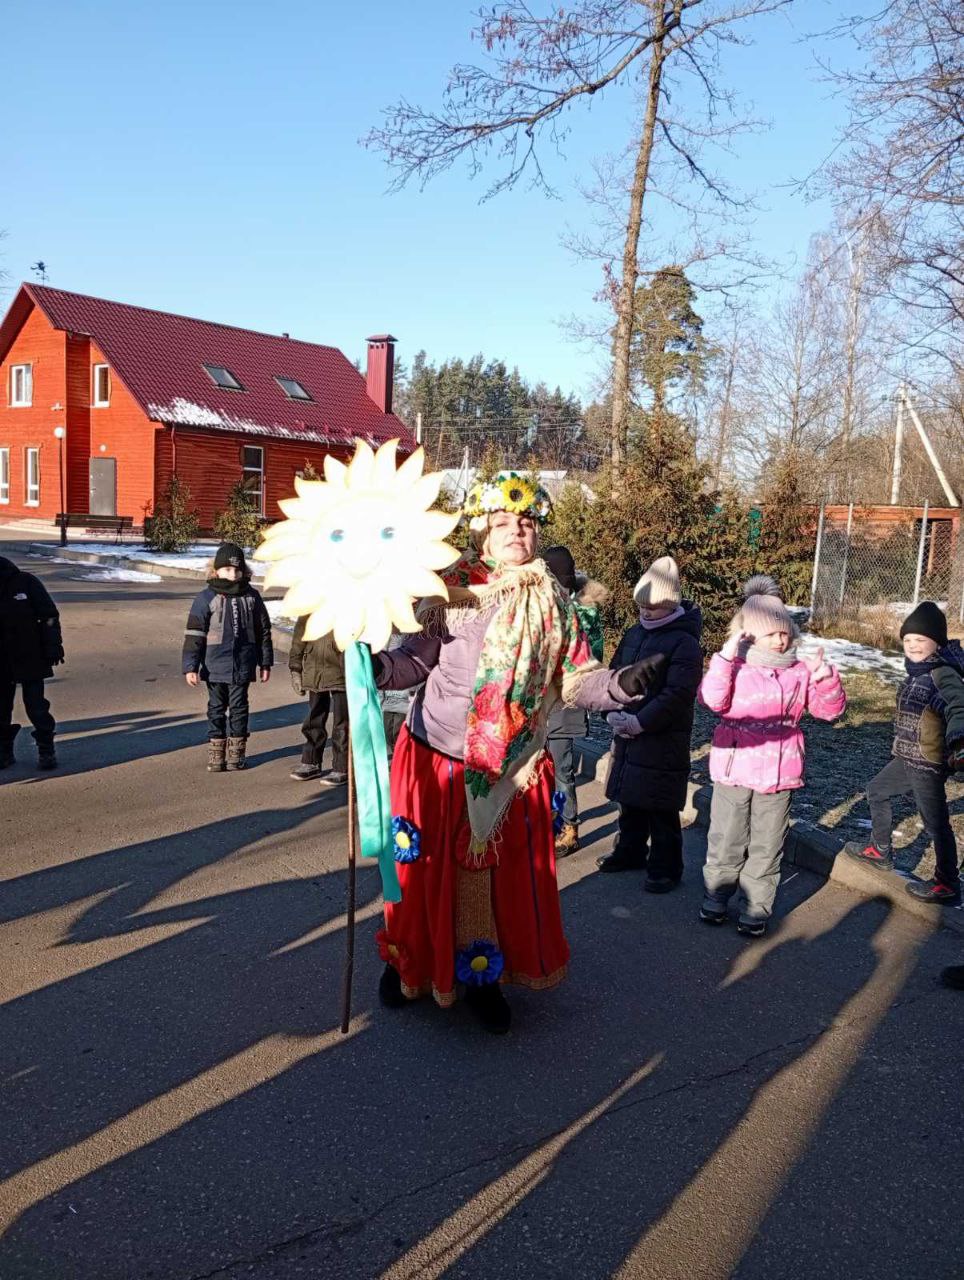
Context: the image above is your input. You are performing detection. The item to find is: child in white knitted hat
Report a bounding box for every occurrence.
[698,576,846,936]
[599,555,703,889]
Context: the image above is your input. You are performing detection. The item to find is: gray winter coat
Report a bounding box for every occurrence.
[376,603,632,761]
[182,581,273,684]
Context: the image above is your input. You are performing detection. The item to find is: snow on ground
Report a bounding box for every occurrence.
[798,633,905,680]
[266,599,296,633]
[29,556,162,583]
[70,568,163,583]
[40,542,266,578]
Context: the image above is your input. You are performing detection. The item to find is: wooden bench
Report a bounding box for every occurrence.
[55,514,135,544]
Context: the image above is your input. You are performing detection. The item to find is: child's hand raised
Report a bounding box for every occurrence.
[801,647,830,678]
[721,631,749,661]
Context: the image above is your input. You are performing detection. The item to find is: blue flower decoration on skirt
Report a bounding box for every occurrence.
[392,816,421,863]
[456,939,505,987]
[551,790,567,836]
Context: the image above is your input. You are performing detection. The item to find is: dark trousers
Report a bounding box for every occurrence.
[0,680,56,745]
[301,690,349,772]
[615,804,683,881]
[383,711,407,756]
[206,682,250,740]
[868,756,960,889]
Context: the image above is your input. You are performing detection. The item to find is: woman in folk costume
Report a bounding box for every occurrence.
[373,472,660,1033]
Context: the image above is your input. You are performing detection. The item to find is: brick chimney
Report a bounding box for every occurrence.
[366,334,396,415]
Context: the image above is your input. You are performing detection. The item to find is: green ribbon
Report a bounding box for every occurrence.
[344,641,401,904]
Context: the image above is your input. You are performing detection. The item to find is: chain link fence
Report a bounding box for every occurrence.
[810,502,962,638]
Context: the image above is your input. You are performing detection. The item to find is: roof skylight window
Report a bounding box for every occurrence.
[275,376,313,402]
[203,364,244,390]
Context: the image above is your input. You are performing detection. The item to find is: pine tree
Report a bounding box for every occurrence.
[755,452,816,605]
[147,475,201,554]
[549,424,752,652]
[213,480,264,551]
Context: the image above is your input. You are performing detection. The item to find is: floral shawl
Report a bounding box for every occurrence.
[429,549,599,856]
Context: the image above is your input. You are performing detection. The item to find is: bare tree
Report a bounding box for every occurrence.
[364,0,790,472]
[0,229,9,297]
[819,0,964,368]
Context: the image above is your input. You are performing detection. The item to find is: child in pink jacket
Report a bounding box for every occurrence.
[698,576,846,936]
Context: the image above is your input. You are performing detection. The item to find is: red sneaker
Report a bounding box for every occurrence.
[905,879,962,906]
[843,841,894,872]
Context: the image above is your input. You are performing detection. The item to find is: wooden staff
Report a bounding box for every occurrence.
[340,737,357,1035]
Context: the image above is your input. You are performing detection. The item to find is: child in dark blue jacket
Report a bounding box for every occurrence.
[182,542,273,772]
[845,601,964,905]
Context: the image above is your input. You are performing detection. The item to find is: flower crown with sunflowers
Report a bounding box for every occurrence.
[464,471,553,524]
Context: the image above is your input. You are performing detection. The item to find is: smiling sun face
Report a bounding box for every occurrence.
[255,438,460,652]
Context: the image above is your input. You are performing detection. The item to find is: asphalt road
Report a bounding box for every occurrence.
[1,548,963,1280]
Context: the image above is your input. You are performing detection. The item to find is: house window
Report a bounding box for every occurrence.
[0,449,9,502]
[10,364,32,407]
[275,376,313,402]
[203,364,244,391]
[241,445,264,514]
[93,364,110,406]
[25,447,40,506]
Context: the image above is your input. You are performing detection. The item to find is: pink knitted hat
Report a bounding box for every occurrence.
[729,574,798,640]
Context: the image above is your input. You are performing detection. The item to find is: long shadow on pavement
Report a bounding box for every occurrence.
[2,821,958,1280]
[0,701,304,785]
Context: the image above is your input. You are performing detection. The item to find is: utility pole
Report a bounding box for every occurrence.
[890,388,904,504]
[902,386,959,508]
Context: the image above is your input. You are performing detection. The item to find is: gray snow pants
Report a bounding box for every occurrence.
[703,783,792,923]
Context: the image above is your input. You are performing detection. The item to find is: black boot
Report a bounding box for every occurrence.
[378,964,407,1009]
[464,983,512,1034]
[35,736,57,771]
[0,724,19,769]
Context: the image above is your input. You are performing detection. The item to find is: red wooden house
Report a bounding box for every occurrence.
[0,283,409,530]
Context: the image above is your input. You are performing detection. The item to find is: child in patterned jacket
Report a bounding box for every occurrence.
[698,576,846,937]
[844,600,964,906]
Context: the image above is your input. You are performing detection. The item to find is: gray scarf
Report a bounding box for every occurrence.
[745,643,798,669]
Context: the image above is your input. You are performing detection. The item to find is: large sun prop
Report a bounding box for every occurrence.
[256,438,460,654]
[254,439,460,983]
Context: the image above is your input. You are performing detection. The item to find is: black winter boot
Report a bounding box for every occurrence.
[226,737,247,771]
[378,964,407,1009]
[36,740,57,771]
[0,724,20,769]
[465,983,512,1034]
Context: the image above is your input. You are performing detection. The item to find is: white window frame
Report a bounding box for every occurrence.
[241,445,264,515]
[25,447,40,506]
[93,363,110,407]
[0,448,9,503]
[10,364,32,407]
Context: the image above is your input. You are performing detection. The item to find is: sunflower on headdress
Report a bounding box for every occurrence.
[464,470,552,524]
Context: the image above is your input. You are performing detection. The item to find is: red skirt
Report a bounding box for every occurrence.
[381,726,569,1007]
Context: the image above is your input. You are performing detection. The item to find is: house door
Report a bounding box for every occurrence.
[89,458,117,516]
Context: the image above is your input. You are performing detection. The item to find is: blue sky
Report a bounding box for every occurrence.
[2,0,861,399]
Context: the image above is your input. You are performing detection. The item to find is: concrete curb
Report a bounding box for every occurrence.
[588,746,964,936]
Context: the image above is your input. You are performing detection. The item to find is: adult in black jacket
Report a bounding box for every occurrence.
[598,555,703,890]
[182,543,273,772]
[0,556,64,770]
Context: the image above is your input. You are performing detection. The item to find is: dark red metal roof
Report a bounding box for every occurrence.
[0,284,411,448]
